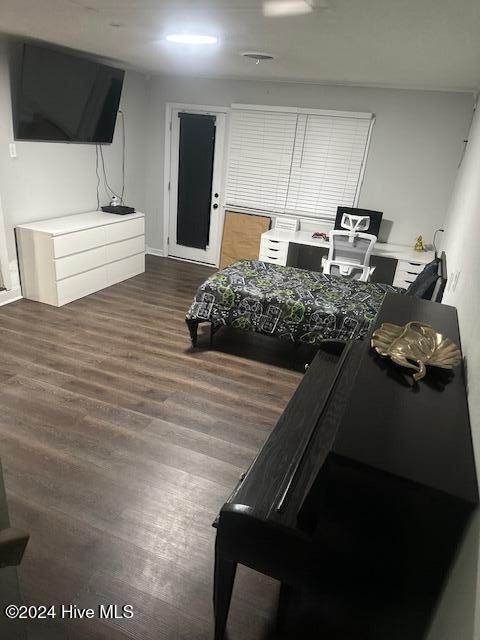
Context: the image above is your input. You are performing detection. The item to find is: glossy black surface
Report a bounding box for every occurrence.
[0,460,26,640]
[334,293,477,503]
[13,44,124,144]
[214,293,478,640]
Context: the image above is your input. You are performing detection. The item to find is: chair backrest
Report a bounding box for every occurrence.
[340,213,370,234]
[327,230,377,266]
[323,230,377,281]
[335,207,383,238]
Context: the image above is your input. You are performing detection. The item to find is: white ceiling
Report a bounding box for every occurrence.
[1,0,480,91]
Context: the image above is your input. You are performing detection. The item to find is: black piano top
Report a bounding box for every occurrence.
[333,293,478,506]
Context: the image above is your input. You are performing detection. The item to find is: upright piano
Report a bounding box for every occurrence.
[213,293,478,640]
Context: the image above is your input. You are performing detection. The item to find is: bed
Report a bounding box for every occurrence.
[185,260,404,347]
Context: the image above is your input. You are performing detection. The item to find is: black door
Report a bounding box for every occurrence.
[176,112,216,250]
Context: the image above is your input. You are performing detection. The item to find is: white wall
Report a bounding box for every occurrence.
[144,75,474,252]
[425,104,480,640]
[0,45,474,262]
[0,37,150,262]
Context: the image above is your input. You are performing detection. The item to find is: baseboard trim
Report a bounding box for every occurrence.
[0,260,22,306]
[166,255,217,268]
[0,286,22,306]
[146,247,217,268]
[146,247,164,257]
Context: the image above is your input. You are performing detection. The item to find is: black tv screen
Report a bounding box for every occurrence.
[13,44,125,143]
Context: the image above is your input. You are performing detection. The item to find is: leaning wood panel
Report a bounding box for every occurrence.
[220,211,271,269]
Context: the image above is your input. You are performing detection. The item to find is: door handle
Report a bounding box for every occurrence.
[212,203,219,209]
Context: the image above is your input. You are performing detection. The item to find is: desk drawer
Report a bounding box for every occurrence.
[106,236,145,263]
[105,218,144,244]
[395,268,423,282]
[55,246,107,280]
[396,260,425,275]
[53,227,106,258]
[260,238,289,257]
[393,274,416,288]
[259,250,288,266]
[260,255,285,266]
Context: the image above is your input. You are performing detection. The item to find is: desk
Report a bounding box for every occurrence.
[259,229,434,288]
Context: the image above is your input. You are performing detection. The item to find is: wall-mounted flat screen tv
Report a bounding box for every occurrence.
[12,44,125,143]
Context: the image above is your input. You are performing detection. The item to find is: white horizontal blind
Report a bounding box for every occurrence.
[225,109,298,213]
[225,106,373,220]
[285,114,372,219]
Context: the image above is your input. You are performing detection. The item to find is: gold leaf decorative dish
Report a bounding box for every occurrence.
[371,321,461,381]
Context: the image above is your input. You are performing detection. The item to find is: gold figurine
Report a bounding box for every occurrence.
[414,235,426,252]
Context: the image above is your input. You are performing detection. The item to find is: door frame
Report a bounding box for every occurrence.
[163,102,229,266]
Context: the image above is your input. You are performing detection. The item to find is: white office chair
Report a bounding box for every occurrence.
[322,230,377,282]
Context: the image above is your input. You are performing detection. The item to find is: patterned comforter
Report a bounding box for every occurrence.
[186,260,403,345]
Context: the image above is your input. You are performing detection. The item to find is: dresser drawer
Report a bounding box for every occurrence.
[57,265,108,305]
[55,246,107,280]
[106,236,144,263]
[105,218,145,244]
[53,226,106,258]
[107,253,145,286]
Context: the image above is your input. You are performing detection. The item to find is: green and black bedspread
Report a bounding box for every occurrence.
[186,260,403,345]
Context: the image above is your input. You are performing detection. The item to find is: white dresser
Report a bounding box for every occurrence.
[16,211,145,306]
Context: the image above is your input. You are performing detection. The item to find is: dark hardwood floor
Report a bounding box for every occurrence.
[0,256,303,640]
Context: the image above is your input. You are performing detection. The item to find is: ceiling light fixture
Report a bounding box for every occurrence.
[242,52,275,65]
[263,0,328,17]
[166,34,218,45]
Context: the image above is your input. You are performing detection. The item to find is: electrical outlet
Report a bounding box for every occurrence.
[9,143,17,158]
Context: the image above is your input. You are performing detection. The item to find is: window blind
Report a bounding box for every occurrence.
[285,113,372,219]
[225,106,373,220]
[225,109,298,213]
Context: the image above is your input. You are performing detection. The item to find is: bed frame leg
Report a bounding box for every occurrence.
[210,324,221,347]
[186,319,199,347]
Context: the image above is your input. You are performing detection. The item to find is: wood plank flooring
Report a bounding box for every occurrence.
[0,256,303,640]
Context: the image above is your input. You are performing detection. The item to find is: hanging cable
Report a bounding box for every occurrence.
[433,228,444,259]
[95,144,101,210]
[119,109,126,204]
[98,109,126,204]
[99,144,121,200]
